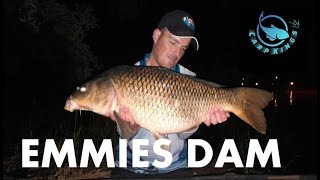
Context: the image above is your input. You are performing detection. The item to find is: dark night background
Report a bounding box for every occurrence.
[2,0,317,178]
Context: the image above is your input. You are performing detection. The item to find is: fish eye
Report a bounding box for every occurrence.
[76,86,87,92]
[80,87,87,92]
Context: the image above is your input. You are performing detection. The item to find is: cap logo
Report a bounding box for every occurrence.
[182,16,195,30]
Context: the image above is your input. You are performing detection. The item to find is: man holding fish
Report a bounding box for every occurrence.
[111,9,230,174]
[64,9,272,175]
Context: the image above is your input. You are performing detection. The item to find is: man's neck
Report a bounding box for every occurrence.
[146,54,159,67]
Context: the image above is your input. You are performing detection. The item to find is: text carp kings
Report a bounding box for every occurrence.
[22,139,281,168]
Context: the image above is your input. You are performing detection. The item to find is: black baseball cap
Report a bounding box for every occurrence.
[158,9,199,51]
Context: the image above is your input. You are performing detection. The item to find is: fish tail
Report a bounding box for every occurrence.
[232,87,273,134]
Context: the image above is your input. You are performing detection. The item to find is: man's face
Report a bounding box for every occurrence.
[152,28,192,69]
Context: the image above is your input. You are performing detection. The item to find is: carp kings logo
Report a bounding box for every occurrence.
[249,11,300,55]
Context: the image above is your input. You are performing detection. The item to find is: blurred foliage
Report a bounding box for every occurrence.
[19,0,101,82]
[13,0,119,167]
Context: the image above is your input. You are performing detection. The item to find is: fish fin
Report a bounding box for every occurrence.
[114,112,140,140]
[153,132,170,151]
[232,88,273,134]
[271,24,276,28]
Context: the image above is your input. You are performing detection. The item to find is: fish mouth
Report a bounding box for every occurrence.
[64,99,90,112]
[64,99,79,112]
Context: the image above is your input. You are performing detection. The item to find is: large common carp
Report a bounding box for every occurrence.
[64,65,273,139]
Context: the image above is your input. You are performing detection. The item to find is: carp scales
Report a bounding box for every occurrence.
[64,65,273,139]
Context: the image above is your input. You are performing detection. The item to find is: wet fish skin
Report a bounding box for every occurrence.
[64,65,273,136]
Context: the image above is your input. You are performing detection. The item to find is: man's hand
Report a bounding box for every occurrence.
[109,105,136,125]
[204,107,230,126]
[118,106,136,125]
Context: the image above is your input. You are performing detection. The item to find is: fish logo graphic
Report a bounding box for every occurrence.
[259,11,289,41]
[249,11,299,55]
[256,11,290,47]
